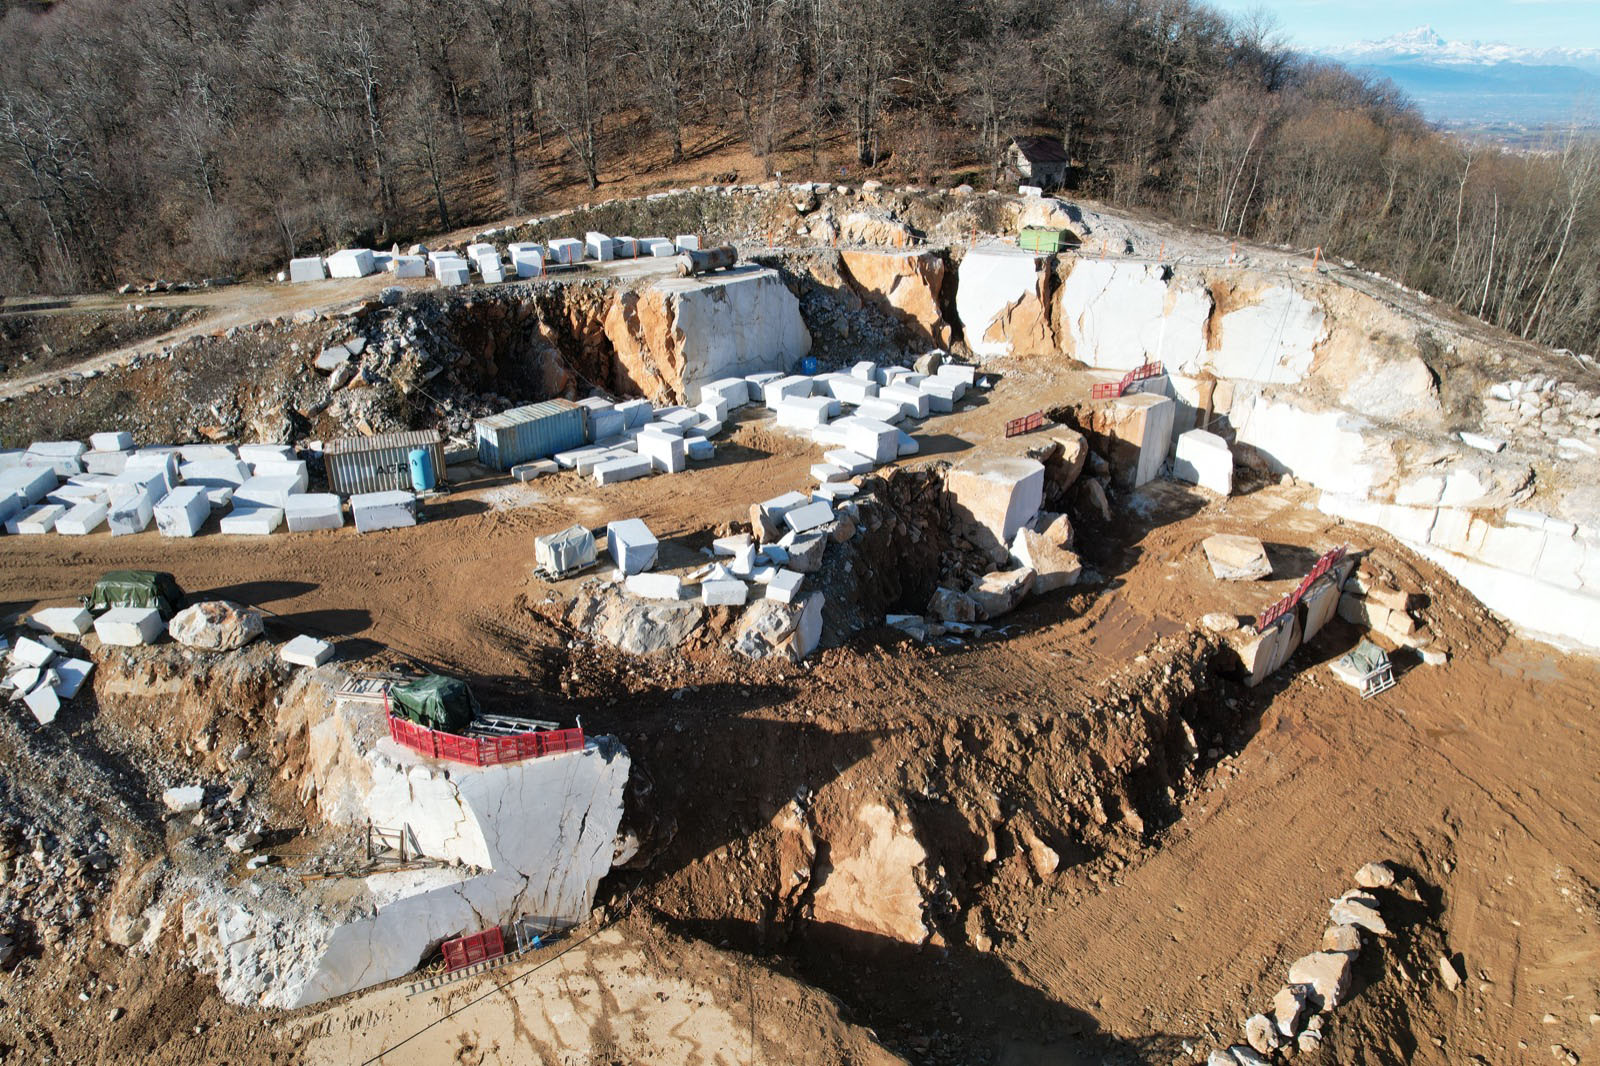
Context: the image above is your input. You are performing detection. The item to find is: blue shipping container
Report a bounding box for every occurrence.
[475,399,588,470]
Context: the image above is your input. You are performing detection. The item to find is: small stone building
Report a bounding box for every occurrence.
[1006,136,1070,190]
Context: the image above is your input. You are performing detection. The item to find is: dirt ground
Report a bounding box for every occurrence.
[0,359,1597,1065]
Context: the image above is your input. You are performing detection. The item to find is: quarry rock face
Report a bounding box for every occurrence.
[839,249,952,348]
[604,266,810,404]
[809,802,929,944]
[955,245,1054,359]
[1057,260,1210,371]
[1208,285,1326,383]
[183,701,631,1009]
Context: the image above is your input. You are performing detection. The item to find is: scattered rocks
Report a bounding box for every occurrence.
[1205,859,1407,1063]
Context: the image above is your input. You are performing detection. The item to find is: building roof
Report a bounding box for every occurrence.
[1011,136,1070,165]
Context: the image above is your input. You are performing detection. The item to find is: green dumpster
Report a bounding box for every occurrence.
[1018,226,1076,253]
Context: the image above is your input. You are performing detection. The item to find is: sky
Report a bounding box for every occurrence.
[1200,0,1600,51]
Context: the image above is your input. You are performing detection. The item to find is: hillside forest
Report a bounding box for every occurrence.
[1,0,1596,353]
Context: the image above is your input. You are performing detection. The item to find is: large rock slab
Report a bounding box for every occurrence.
[1203,533,1272,581]
[1172,428,1233,495]
[604,267,811,404]
[1083,392,1174,489]
[947,457,1044,562]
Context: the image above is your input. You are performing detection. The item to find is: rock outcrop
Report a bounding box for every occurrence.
[604,266,810,404]
[839,249,952,348]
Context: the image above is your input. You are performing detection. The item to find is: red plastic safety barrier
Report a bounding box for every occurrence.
[1004,411,1046,438]
[1090,360,1165,399]
[441,926,506,972]
[385,705,585,768]
[1256,545,1348,631]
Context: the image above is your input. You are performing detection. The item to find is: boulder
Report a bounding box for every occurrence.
[1329,891,1390,936]
[969,568,1035,620]
[733,594,823,662]
[1286,951,1353,1011]
[168,601,265,651]
[162,786,204,813]
[1009,528,1082,593]
[1354,860,1396,889]
[1321,924,1362,953]
[928,587,978,623]
[602,600,703,655]
[1202,533,1272,581]
[1271,985,1306,1037]
[1244,1014,1280,1054]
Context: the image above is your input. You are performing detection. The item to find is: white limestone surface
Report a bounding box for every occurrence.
[1057,260,1210,371]
[185,727,630,1009]
[954,245,1043,359]
[1206,286,1327,384]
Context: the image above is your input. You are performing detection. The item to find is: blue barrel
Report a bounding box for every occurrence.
[408,447,436,492]
[800,355,819,375]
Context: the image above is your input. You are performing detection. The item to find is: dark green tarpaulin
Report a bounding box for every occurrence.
[86,570,185,620]
[389,675,480,733]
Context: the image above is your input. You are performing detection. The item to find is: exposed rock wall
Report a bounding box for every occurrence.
[954,245,1056,359]
[179,688,630,1008]
[838,249,952,349]
[604,266,810,404]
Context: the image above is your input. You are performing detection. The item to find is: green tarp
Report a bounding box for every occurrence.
[86,570,185,620]
[1339,638,1391,677]
[389,675,480,734]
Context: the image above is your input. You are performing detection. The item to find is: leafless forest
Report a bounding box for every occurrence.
[1,0,1596,352]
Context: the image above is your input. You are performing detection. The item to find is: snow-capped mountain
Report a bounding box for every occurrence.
[1322,26,1600,73]
[1316,27,1600,127]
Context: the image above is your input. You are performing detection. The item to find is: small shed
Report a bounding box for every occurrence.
[1006,136,1070,190]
